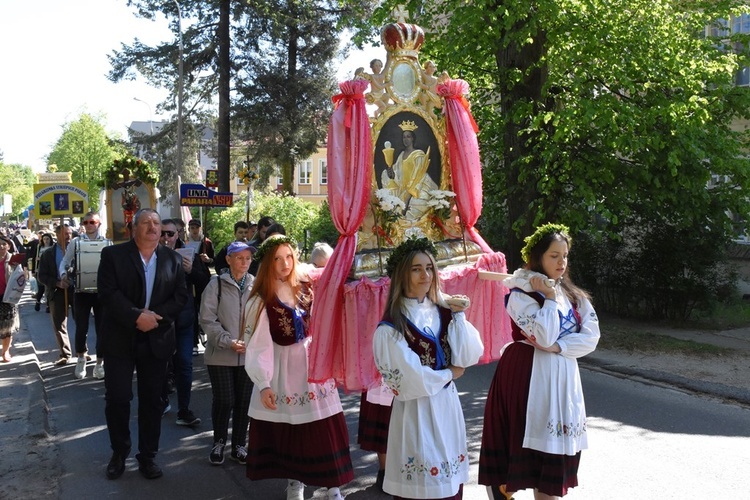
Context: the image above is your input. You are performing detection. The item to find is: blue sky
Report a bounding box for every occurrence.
[0,0,377,173]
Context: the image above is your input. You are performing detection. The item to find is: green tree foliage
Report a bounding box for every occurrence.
[205,191,322,253]
[109,0,374,195]
[572,223,738,320]
[232,1,368,194]
[306,200,339,247]
[46,112,117,211]
[361,0,750,271]
[0,162,35,218]
[109,0,224,196]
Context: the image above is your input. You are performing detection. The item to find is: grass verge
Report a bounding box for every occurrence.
[600,323,733,357]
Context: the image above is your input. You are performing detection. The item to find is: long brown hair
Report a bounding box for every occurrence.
[526,231,590,304]
[384,250,442,338]
[248,242,311,328]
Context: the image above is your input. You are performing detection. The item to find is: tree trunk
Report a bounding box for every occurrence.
[281,158,294,195]
[496,17,548,270]
[217,0,231,192]
[280,0,299,195]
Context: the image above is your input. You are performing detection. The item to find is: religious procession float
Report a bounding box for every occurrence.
[308,16,511,390]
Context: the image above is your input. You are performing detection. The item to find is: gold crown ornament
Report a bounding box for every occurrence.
[398,120,418,132]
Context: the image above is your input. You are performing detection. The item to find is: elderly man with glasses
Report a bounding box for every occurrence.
[98,209,188,480]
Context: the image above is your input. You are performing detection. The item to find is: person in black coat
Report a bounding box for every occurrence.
[97,209,189,481]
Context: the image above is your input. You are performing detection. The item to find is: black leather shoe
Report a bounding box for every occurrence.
[106,453,126,480]
[138,460,163,479]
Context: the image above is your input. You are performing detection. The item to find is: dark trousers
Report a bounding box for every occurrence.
[173,300,195,411]
[193,295,205,348]
[34,281,46,303]
[104,337,169,462]
[207,364,253,448]
[73,292,102,356]
[49,287,73,359]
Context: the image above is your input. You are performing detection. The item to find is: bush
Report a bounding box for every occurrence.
[204,191,333,257]
[306,200,339,248]
[573,223,739,321]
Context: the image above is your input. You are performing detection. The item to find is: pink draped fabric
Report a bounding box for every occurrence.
[437,79,492,253]
[318,252,512,392]
[307,79,372,383]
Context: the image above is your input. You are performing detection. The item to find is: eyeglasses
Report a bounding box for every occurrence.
[161,230,176,237]
[82,220,98,225]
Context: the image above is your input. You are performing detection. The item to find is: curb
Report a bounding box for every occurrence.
[0,295,56,498]
[580,357,750,407]
[10,297,51,437]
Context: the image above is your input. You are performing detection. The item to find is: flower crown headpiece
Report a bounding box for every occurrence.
[386,236,438,277]
[253,234,297,262]
[521,223,571,264]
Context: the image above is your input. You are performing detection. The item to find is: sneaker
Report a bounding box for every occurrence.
[327,487,345,499]
[162,399,171,416]
[230,445,247,464]
[74,357,86,379]
[286,479,305,500]
[209,439,225,465]
[176,409,201,427]
[93,363,105,379]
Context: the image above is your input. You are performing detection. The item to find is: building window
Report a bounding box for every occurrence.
[299,160,312,185]
[276,166,283,186]
[319,159,328,185]
[736,65,750,86]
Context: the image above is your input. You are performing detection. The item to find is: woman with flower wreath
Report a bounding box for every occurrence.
[243,235,352,500]
[478,224,600,500]
[372,236,484,499]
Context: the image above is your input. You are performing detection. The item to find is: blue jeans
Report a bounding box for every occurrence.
[173,299,195,412]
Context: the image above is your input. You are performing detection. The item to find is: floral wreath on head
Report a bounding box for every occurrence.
[253,234,297,262]
[521,223,571,264]
[385,236,438,278]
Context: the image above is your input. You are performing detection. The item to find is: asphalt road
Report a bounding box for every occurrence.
[17,296,750,499]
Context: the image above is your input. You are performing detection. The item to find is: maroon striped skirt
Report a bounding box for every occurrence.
[357,391,393,454]
[246,412,353,487]
[478,342,580,497]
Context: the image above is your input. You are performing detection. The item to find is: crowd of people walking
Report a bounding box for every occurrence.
[2,211,600,500]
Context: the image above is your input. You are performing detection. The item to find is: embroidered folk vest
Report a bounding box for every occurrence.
[506,288,581,342]
[266,294,311,346]
[381,305,453,370]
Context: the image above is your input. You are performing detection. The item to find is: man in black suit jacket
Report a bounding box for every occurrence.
[98,208,188,480]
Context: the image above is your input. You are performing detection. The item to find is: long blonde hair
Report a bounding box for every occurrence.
[384,250,442,338]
